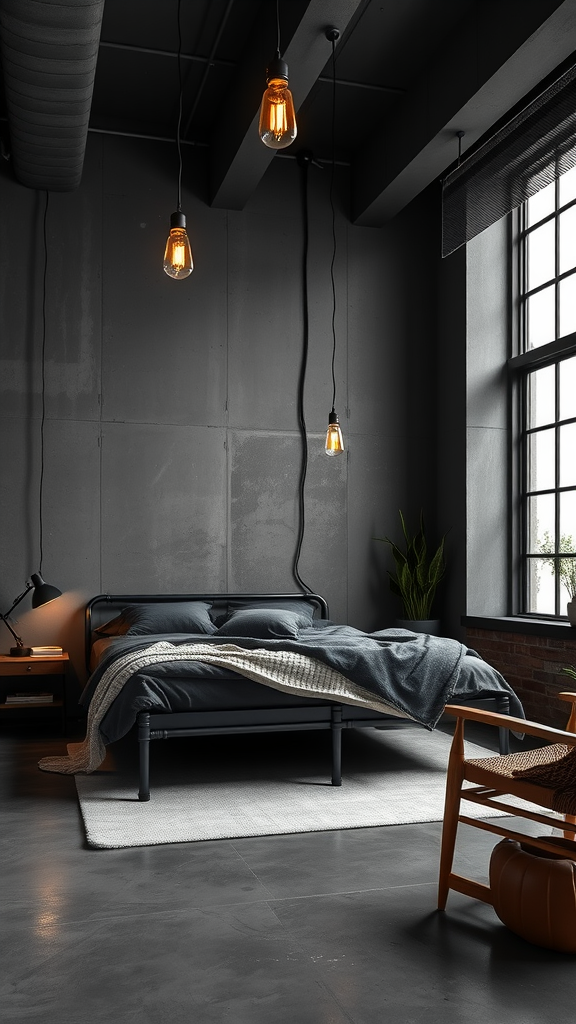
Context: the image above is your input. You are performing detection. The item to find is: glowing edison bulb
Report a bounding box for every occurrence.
[163,211,193,279]
[325,410,344,456]
[259,55,297,150]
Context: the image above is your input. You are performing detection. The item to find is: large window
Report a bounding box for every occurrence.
[515,169,576,617]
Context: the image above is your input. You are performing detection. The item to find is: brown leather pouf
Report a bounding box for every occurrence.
[490,838,576,953]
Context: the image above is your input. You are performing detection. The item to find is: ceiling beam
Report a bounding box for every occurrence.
[208,0,363,210]
[351,0,576,226]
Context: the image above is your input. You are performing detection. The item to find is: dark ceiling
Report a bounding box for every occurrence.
[1,0,576,224]
[90,0,473,162]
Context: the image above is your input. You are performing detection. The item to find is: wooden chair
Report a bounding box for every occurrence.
[438,692,576,912]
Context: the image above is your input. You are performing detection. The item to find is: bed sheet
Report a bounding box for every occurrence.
[82,629,523,746]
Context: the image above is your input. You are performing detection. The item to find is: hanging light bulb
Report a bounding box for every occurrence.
[164,211,193,279]
[324,28,344,458]
[259,51,297,149]
[163,0,193,279]
[325,408,344,457]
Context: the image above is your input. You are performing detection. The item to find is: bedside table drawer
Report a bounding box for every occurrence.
[1,659,65,675]
[2,660,65,677]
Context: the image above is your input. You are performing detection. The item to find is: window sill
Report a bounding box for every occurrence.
[462,615,576,639]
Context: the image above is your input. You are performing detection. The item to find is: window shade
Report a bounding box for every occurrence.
[441,63,576,258]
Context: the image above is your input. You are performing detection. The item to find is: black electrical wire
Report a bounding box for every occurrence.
[328,31,338,411]
[176,0,184,212]
[39,190,49,575]
[293,152,314,594]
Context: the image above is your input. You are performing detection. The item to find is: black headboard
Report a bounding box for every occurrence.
[85,592,329,672]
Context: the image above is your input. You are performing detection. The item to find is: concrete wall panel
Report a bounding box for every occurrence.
[101,421,227,593]
[228,430,307,593]
[227,160,348,436]
[228,429,346,608]
[347,435,409,632]
[347,221,406,438]
[298,437,347,621]
[44,147,103,423]
[466,424,508,617]
[0,417,100,602]
[102,140,227,427]
[0,155,102,425]
[466,219,510,617]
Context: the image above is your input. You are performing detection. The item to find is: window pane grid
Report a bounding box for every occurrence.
[519,182,576,618]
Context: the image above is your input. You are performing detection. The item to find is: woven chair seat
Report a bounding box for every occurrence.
[467,742,576,816]
[465,743,570,779]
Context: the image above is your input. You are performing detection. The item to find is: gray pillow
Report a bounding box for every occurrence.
[216,607,312,640]
[95,601,217,637]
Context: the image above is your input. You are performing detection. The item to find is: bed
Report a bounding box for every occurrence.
[38,592,523,799]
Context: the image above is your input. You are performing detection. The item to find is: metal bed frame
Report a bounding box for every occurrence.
[85,592,510,801]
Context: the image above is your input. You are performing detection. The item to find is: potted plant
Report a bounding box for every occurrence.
[540,533,576,626]
[376,510,445,634]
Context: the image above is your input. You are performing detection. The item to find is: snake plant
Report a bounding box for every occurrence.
[377,510,445,620]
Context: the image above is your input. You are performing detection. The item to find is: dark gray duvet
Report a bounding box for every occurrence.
[80,624,524,745]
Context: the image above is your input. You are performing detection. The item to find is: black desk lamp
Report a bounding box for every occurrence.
[0,574,62,656]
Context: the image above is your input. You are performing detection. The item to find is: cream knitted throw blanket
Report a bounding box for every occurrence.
[38,640,402,775]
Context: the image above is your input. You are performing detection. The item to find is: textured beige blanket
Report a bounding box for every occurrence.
[38,640,403,775]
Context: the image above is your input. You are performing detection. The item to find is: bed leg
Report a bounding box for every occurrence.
[331,706,343,786]
[495,695,510,755]
[138,712,151,801]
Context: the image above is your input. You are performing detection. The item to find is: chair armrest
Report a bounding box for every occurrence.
[558,691,576,703]
[444,703,576,746]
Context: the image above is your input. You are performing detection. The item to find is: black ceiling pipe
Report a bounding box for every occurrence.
[0,0,105,191]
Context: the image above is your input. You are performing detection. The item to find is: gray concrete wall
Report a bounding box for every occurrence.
[0,134,440,685]
[435,215,510,638]
[466,218,510,617]
[436,238,467,640]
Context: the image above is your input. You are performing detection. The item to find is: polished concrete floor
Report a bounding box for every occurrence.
[2,720,576,1024]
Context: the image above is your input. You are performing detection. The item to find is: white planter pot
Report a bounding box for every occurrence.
[395,619,441,636]
[568,601,576,627]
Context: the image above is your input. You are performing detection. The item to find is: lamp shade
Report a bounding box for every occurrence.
[30,573,62,608]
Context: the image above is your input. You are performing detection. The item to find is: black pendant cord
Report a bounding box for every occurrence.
[175,0,184,212]
[328,31,338,412]
[293,152,313,594]
[39,190,49,576]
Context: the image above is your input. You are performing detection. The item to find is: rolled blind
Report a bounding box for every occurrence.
[442,63,576,258]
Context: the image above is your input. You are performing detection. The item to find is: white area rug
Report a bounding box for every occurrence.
[73,724,519,849]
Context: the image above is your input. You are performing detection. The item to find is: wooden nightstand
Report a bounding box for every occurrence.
[0,653,69,731]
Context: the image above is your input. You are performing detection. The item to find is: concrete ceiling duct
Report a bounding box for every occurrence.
[0,0,105,191]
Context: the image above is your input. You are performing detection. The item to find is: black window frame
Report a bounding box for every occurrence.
[509,177,576,620]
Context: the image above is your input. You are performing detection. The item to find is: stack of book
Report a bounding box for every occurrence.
[5,692,54,704]
[30,646,63,657]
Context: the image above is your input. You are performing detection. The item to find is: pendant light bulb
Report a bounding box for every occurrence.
[259,53,297,150]
[163,211,193,279]
[325,409,344,457]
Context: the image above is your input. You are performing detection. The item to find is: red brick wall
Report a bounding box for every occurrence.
[465,627,576,728]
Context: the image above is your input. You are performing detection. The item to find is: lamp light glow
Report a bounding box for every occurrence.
[259,53,297,149]
[325,409,344,457]
[163,211,193,279]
